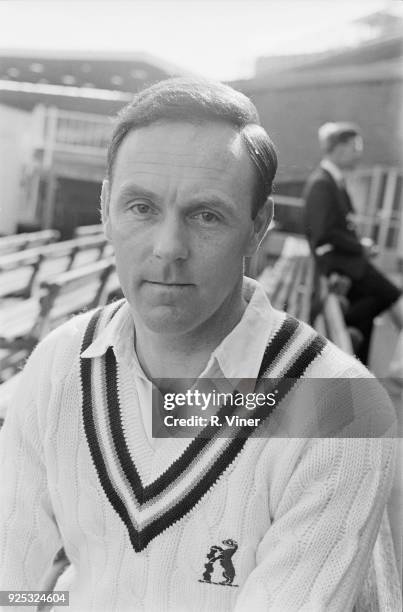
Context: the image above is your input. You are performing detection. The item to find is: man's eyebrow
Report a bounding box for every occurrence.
[116,182,158,200]
[187,194,236,214]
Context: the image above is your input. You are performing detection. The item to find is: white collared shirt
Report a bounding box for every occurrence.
[320,158,345,187]
[81,276,276,447]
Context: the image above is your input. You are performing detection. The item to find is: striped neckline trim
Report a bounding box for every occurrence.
[80,304,327,551]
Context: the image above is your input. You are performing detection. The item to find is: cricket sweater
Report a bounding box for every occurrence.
[0,281,397,612]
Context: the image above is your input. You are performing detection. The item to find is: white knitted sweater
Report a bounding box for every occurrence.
[0,301,397,612]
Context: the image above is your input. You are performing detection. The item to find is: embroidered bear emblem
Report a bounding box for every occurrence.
[199,539,238,587]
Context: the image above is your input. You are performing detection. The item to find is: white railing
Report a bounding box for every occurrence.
[347,166,403,255]
[33,105,112,165]
[274,167,403,258]
[54,110,112,151]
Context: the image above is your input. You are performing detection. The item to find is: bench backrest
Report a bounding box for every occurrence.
[36,234,107,275]
[259,236,353,351]
[74,224,104,238]
[32,258,115,340]
[314,277,354,354]
[0,230,60,255]
[0,235,108,298]
[0,235,107,271]
[258,236,313,323]
[0,257,113,412]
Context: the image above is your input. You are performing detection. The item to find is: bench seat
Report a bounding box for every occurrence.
[0,235,108,299]
[0,259,116,379]
[0,230,60,256]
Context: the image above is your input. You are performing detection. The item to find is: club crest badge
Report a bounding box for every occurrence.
[198,539,238,587]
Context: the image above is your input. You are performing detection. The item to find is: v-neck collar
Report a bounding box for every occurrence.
[80,304,327,552]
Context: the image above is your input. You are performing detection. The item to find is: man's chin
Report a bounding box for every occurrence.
[135,306,197,335]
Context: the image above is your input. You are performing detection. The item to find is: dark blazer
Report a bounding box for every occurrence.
[303,166,367,280]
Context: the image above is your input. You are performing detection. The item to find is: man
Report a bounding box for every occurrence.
[0,80,397,611]
[304,122,403,364]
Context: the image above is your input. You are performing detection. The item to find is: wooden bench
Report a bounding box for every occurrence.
[0,235,108,299]
[0,258,121,378]
[312,275,354,354]
[257,236,314,323]
[74,224,104,238]
[0,230,60,256]
[257,236,354,348]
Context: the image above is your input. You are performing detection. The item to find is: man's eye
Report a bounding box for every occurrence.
[129,201,154,215]
[194,211,220,224]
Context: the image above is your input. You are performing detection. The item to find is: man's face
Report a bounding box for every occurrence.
[102,121,270,336]
[336,135,363,170]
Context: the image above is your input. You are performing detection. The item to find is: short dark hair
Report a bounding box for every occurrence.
[318,122,361,154]
[106,77,278,217]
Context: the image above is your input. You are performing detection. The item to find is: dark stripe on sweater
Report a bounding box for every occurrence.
[105,346,145,504]
[257,315,299,378]
[238,327,328,437]
[285,329,327,378]
[81,303,140,550]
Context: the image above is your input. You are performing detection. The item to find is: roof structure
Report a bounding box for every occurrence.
[0,49,190,113]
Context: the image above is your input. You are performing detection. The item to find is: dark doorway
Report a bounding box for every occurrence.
[53,178,102,238]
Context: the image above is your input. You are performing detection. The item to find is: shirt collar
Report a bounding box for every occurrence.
[321,158,345,186]
[81,300,133,359]
[81,277,275,382]
[200,277,275,380]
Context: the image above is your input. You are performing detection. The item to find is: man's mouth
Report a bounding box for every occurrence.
[144,280,194,287]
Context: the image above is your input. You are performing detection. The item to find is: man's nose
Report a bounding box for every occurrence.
[152,217,189,262]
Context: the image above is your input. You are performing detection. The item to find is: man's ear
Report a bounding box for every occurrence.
[100,179,112,241]
[245,197,274,257]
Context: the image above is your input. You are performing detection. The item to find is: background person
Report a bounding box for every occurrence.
[303,122,403,364]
